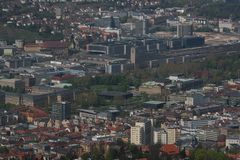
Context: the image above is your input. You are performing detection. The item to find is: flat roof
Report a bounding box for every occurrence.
[144,101,166,105]
[98,91,133,97]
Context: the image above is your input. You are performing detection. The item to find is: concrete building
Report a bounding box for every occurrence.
[131,120,152,145]
[139,81,164,95]
[0,91,5,104]
[134,20,148,35]
[87,42,131,58]
[180,119,216,129]
[78,109,97,120]
[219,19,234,32]
[95,16,120,28]
[166,128,180,144]
[197,128,220,141]
[153,128,167,144]
[182,36,205,48]
[177,23,193,37]
[0,78,25,93]
[51,101,71,120]
[193,105,223,115]
[105,63,121,74]
[185,92,207,106]
[226,136,240,149]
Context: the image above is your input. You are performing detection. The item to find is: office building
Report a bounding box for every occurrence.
[87,42,131,58]
[51,101,71,120]
[131,120,152,145]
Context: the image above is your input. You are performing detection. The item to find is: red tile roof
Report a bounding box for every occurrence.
[160,144,179,155]
[42,41,68,49]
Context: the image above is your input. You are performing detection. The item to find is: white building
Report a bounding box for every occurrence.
[166,128,180,144]
[197,129,219,141]
[226,136,240,148]
[153,128,167,144]
[131,120,152,145]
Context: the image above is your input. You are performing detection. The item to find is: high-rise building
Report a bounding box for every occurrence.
[153,128,167,144]
[131,120,152,145]
[177,23,193,37]
[166,128,180,144]
[51,101,71,121]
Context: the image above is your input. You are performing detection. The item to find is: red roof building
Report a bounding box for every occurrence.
[160,144,179,155]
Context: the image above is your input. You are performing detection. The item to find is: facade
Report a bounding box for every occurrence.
[180,119,216,129]
[87,42,131,58]
[219,19,234,32]
[177,23,193,37]
[185,93,206,106]
[105,63,122,74]
[0,91,5,104]
[139,81,163,95]
[197,129,220,141]
[95,16,120,28]
[51,101,71,120]
[131,120,152,145]
[166,128,180,144]
[182,36,205,48]
[0,78,25,93]
[131,125,144,145]
[153,128,167,144]
[226,136,240,148]
[79,109,97,120]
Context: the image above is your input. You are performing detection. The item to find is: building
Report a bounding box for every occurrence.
[197,128,220,142]
[131,125,144,145]
[139,81,164,95]
[219,19,234,32]
[182,36,205,48]
[87,42,131,58]
[0,78,25,93]
[226,136,240,149]
[98,91,133,100]
[131,120,152,145]
[95,16,120,28]
[51,101,71,121]
[177,23,193,37]
[153,128,167,144]
[78,109,97,120]
[144,101,166,110]
[0,91,5,104]
[193,105,223,115]
[180,119,216,129]
[185,92,207,106]
[105,63,122,74]
[134,19,148,35]
[166,128,180,144]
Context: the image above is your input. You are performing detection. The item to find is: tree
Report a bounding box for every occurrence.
[81,152,90,160]
[0,146,9,154]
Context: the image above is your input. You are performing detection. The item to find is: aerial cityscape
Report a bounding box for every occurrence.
[0,0,240,159]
